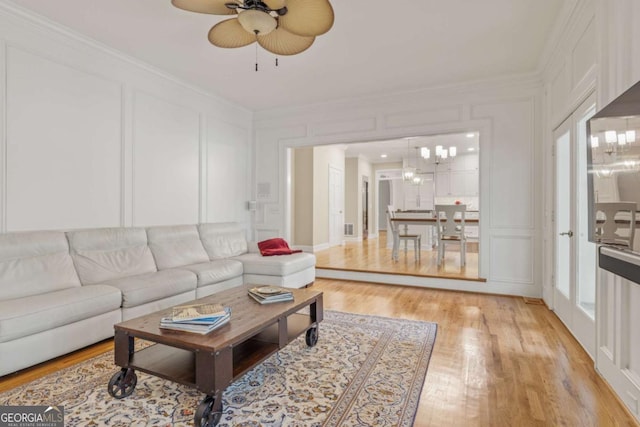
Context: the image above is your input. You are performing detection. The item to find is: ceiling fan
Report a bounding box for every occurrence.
[171,0,334,56]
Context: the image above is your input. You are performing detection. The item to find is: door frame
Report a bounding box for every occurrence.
[552,117,574,322]
[328,164,344,247]
[362,176,369,239]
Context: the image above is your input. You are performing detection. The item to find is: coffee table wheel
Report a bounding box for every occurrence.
[107,368,137,399]
[306,326,319,347]
[195,395,222,427]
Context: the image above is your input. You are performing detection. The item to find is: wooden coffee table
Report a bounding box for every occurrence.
[107,284,323,427]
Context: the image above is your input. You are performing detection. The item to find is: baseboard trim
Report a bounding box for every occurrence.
[315,268,542,297]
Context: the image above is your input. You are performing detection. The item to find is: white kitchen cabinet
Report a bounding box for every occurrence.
[403,179,434,210]
[435,171,450,196]
[435,153,479,196]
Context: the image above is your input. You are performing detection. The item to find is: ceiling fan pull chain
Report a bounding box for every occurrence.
[255,42,259,71]
[275,57,278,67]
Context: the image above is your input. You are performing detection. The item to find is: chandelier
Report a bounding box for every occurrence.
[411,147,425,186]
[591,127,638,177]
[591,129,636,154]
[420,145,457,164]
[402,139,416,182]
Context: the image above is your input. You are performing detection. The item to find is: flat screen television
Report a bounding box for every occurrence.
[587,80,640,281]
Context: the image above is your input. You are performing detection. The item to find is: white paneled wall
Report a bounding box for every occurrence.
[0,5,252,233]
[473,99,536,230]
[132,92,201,226]
[205,118,251,223]
[6,46,123,230]
[254,79,543,297]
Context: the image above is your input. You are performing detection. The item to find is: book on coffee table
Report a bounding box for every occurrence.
[248,286,294,304]
[171,302,227,322]
[161,306,231,334]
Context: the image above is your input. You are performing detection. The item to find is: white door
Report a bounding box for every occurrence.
[553,94,597,357]
[328,165,344,246]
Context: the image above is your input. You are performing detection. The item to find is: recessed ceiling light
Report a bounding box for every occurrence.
[466,133,475,138]
[468,147,475,152]
[380,154,387,158]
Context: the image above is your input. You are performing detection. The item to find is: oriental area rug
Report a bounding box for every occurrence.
[0,311,437,426]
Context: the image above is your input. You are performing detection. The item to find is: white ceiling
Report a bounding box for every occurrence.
[3,0,564,112]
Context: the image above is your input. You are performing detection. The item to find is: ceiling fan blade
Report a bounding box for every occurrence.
[257,27,315,55]
[208,19,257,48]
[262,0,286,10]
[171,0,236,15]
[278,0,334,36]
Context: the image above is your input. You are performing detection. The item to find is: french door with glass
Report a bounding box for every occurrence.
[553,94,597,357]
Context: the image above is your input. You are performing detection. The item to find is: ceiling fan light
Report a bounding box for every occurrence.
[238,9,277,36]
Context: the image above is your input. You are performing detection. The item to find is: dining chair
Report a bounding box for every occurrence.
[594,202,636,248]
[387,208,421,261]
[435,204,467,266]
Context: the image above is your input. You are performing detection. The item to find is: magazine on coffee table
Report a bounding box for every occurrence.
[171,302,227,322]
[161,306,231,334]
[248,286,294,304]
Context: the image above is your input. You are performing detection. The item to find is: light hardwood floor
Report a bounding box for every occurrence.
[316,280,638,427]
[316,231,482,281]
[1,279,637,426]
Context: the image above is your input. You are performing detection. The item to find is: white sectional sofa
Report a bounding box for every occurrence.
[0,231,122,378]
[0,222,315,376]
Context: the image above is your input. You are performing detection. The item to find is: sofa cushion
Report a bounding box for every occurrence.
[147,225,209,270]
[178,259,244,287]
[232,252,316,276]
[0,231,80,300]
[102,269,197,308]
[198,223,248,259]
[67,227,157,285]
[0,284,121,343]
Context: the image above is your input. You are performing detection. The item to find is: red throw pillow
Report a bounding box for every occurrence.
[257,238,302,256]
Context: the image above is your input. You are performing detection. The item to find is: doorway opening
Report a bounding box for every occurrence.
[288,131,482,281]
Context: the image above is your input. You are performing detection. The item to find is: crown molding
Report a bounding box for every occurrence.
[255,71,544,122]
